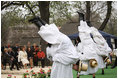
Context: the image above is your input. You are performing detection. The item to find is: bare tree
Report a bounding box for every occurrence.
[38,1,50,23]
[1,1,50,23]
[1,1,23,10]
[86,1,91,21]
[99,1,112,30]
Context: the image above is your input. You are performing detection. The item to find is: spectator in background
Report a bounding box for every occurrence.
[27,47,33,68]
[37,47,45,68]
[32,43,38,66]
[24,45,27,51]
[13,43,19,53]
[8,48,19,70]
[17,47,23,69]
[1,44,8,53]
[27,41,32,49]
[26,42,33,68]
[12,43,19,63]
[7,43,11,48]
[2,48,12,70]
[18,46,29,69]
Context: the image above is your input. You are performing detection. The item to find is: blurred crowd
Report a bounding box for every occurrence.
[1,42,46,71]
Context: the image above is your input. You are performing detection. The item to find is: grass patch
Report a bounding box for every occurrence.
[73,66,117,78]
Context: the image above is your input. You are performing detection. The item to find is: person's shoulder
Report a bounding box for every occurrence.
[19,51,23,53]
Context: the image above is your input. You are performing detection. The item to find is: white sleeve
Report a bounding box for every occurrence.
[90,27,112,56]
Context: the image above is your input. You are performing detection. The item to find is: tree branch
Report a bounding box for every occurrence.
[86,1,91,21]
[1,1,23,10]
[99,1,112,30]
[25,2,36,17]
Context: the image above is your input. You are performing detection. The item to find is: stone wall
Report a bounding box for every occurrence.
[1,24,41,46]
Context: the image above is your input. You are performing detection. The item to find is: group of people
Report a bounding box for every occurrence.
[1,42,46,71]
[29,12,117,78]
[1,12,117,78]
[75,16,111,78]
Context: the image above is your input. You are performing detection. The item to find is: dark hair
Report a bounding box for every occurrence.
[20,46,25,50]
[17,47,20,51]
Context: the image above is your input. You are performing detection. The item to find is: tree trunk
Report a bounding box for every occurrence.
[86,1,91,21]
[38,1,50,51]
[38,1,50,23]
[38,1,51,66]
[99,1,112,31]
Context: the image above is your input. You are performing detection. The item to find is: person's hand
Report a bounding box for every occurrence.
[58,26,61,30]
[73,64,78,71]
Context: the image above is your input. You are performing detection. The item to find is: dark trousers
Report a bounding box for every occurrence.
[113,57,117,67]
[38,58,45,68]
[33,57,38,66]
[2,59,11,69]
[18,62,23,69]
[10,59,19,70]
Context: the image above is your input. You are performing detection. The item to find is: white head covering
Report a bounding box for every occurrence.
[38,23,61,44]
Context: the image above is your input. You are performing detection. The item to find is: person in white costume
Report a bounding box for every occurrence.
[90,25,112,74]
[18,46,29,69]
[76,12,112,77]
[29,16,83,78]
[76,12,99,78]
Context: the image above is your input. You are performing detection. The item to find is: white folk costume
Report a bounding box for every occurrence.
[90,27,112,68]
[18,51,29,65]
[38,23,82,78]
[76,21,99,75]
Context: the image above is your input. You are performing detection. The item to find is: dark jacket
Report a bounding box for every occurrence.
[27,50,33,58]
[3,52,12,61]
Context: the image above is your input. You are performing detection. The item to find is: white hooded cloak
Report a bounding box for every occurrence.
[90,27,112,68]
[90,27,112,56]
[76,21,99,75]
[38,23,81,78]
